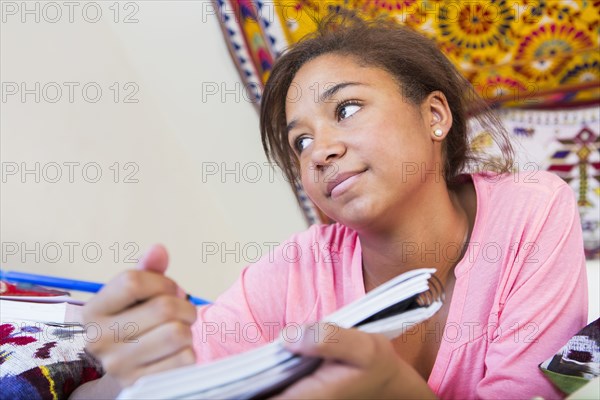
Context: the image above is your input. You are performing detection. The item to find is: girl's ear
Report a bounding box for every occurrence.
[424,91,453,141]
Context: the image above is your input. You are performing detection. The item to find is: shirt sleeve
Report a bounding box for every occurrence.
[476,182,589,399]
[190,245,292,363]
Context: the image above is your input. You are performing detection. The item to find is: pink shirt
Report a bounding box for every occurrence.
[192,171,588,399]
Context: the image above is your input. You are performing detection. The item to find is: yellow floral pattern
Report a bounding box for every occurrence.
[267,0,600,107]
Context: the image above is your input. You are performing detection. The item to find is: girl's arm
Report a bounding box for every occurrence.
[69,374,121,399]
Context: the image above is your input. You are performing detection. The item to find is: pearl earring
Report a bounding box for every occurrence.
[433,128,443,137]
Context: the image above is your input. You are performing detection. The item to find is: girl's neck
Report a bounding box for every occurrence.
[359,179,475,292]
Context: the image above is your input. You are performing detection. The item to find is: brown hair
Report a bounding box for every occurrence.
[260,13,514,193]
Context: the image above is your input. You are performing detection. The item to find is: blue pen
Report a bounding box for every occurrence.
[0,270,210,306]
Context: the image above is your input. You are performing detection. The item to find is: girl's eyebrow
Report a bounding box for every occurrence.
[286,120,298,136]
[286,81,363,135]
[319,81,362,102]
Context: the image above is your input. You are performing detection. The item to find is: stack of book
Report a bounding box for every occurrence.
[118,268,443,400]
[0,280,83,324]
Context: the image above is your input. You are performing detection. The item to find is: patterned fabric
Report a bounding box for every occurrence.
[0,322,103,400]
[213,0,599,107]
[469,105,600,259]
[212,1,600,257]
[539,317,600,394]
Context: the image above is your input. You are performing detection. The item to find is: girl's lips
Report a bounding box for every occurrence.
[328,170,366,199]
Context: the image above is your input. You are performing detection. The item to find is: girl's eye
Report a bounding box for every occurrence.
[294,136,313,153]
[337,102,361,121]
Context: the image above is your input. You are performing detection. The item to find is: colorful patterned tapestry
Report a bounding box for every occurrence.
[213,0,600,258]
[471,105,600,259]
[0,322,103,399]
[214,0,599,108]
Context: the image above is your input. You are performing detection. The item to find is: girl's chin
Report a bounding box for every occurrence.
[328,211,378,231]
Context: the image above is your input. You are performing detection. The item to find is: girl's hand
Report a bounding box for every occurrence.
[276,323,437,399]
[82,245,198,390]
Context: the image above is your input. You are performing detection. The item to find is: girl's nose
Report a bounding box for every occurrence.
[309,129,347,169]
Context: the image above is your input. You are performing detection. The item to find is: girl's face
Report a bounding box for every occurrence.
[285,54,446,231]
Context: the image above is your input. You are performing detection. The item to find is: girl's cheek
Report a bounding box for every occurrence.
[300,170,317,195]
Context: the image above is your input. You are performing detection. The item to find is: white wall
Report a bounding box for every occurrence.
[1,1,597,319]
[0,0,307,300]
[586,261,599,323]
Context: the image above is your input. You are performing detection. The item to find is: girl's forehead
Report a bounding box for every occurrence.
[284,62,412,126]
[288,67,401,112]
[288,55,396,98]
[292,54,370,81]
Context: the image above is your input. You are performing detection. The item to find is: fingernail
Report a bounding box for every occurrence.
[176,286,187,300]
[282,323,315,352]
[135,247,152,270]
[283,336,303,352]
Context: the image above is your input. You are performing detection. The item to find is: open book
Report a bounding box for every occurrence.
[0,280,84,324]
[118,268,443,400]
[0,299,83,324]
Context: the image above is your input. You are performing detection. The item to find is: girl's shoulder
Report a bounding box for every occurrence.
[254,222,360,274]
[472,170,572,207]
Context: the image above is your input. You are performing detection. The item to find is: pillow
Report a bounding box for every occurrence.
[0,321,103,400]
[539,318,600,395]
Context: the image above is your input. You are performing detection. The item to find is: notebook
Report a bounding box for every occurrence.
[118,268,443,400]
[0,280,84,324]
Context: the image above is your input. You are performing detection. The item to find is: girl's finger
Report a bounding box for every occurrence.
[283,323,382,369]
[99,294,197,341]
[84,270,180,317]
[101,320,195,377]
[136,244,169,274]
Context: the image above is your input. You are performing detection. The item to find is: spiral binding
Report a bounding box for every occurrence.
[416,274,445,307]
